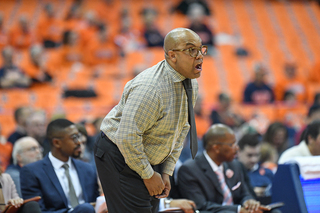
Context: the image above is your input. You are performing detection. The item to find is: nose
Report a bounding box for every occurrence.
[196,50,204,59]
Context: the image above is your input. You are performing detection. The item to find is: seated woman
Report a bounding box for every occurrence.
[0,168,41,213]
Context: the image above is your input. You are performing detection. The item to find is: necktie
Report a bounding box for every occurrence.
[0,182,6,211]
[182,78,198,159]
[62,164,79,208]
[215,168,233,205]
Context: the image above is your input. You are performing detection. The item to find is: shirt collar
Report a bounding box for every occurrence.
[164,60,186,83]
[49,152,72,170]
[204,150,223,172]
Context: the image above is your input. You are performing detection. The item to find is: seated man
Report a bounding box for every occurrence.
[178,124,270,213]
[5,136,43,197]
[237,134,281,213]
[279,120,320,164]
[20,119,99,213]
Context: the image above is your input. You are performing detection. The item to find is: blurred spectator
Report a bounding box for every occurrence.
[187,3,215,51]
[0,123,12,171]
[85,24,118,66]
[114,8,143,56]
[282,90,297,106]
[37,3,64,48]
[0,167,42,213]
[0,11,8,50]
[295,104,320,145]
[210,93,244,129]
[0,13,8,49]
[60,30,83,68]
[77,11,100,49]
[5,136,42,197]
[0,47,31,89]
[243,63,274,104]
[274,62,307,103]
[140,7,164,47]
[260,142,278,174]
[279,120,320,164]
[8,15,35,50]
[7,106,33,145]
[173,0,211,16]
[237,134,275,206]
[25,110,48,151]
[75,123,94,165]
[262,122,289,159]
[20,44,53,83]
[64,4,84,31]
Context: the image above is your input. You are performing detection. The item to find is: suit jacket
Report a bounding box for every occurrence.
[20,155,99,213]
[178,153,253,213]
[0,173,20,205]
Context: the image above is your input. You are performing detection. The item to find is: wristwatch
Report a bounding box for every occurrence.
[164,198,173,208]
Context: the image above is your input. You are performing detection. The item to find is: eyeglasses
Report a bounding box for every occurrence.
[69,133,82,144]
[25,146,43,153]
[55,133,82,144]
[213,142,238,148]
[170,45,208,58]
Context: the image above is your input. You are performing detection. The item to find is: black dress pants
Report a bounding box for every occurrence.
[94,132,160,213]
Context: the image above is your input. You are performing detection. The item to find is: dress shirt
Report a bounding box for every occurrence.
[204,151,241,213]
[100,60,198,179]
[48,152,84,208]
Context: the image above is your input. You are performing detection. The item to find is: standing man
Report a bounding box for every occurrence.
[95,28,206,213]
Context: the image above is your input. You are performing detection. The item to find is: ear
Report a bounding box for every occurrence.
[52,138,62,148]
[212,144,220,153]
[167,50,177,63]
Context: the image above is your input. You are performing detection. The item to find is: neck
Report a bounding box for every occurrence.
[308,144,317,156]
[208,151,222,166]
[51,150,69,162]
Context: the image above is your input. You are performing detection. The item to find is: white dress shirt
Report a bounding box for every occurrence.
[203,151,241,213]
[49,152,85,209]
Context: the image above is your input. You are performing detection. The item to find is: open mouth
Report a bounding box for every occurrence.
[195,63,202,71]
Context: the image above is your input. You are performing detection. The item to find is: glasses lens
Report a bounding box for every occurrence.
[189,47,198,57]
[201,46,207,55]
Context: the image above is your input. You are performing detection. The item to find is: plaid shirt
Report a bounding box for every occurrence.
[101,60,198,179]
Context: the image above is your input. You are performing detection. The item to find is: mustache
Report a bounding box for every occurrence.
[74,145,81,150]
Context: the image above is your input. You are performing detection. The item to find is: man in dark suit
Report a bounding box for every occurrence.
[20,119,99,213]
[178,124,270,213]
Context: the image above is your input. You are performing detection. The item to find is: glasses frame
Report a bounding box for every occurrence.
[170,45,208,57]
[55,133,82,144]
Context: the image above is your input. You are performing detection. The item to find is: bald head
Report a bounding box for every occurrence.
[203,124,234,150]
[13,136,42,166]
[164,28,200,54]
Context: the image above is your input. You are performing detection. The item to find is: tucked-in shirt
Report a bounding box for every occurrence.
[278,140,311,164]
[48,152,85,209]
[100,60,198,179]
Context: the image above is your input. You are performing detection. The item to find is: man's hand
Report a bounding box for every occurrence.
[7,198,24,208]
[170,199,196,213]
[155,173,171,198]
[243,199,260,213]
[143,172,165,196]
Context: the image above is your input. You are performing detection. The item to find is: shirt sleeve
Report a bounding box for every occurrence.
[115,84,162,179]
